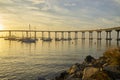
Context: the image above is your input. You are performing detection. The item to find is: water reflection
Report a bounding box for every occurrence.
[42,41,51,48]
[117,40,120,46]
[9,41,12,49]
[74,40,78,46]
[89,40,93,48]
[81,39,85,48]
[97,40,101,48]
[106,40,111,47]
[7,39,119,51]
[68,40,71,46]
[0,38,119,80]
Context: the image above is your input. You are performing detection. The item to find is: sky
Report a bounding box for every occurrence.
[0,0,120,30]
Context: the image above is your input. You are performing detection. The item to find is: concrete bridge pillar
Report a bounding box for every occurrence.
[89,31,93,40]
[9,31,11,37]
[48,32,51,39]
[68,32,71,40]
[41,32,44,39]
[75,31,78,39]
[106,30,112,40]
[22,32,24,38]
[82,32,85,39]
[61,32,64,40]
[29,32,31,38]
[34,31,36,39]
[116,30,120,40]
[97,31,102,40]
[26,31,28,38]
[55,32,57,39]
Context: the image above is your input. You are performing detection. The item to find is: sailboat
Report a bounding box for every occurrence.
[4,32,18,41]
[20,24,36,43]
[4,35,17,41]
[42,38,52,41]
[55,38,61,41]
[21,37,36,43]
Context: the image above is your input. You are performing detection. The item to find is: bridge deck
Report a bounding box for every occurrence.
[0,26,120,32]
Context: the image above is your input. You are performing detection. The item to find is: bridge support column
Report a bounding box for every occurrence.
[89,31,93,40]
[55,32,57,39]
[68,32,71,40]
[41,32,44,40]
[75,32,78,39]
[61,32,64,40]
[34,31,36,39]
[116,30,120,41]
[48,32,51,39]
[9,31,11,37]
[22,32,24,38]
[106,30,112,40]
[26,31,28,38]
[81,32,85,39]
[97,31,102,40]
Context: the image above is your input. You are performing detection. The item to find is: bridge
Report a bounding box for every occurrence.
[0,26,120,40]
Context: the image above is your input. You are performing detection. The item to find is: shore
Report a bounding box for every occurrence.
[38,47,120,80]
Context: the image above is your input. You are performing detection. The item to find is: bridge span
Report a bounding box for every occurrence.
[0,26,120,40]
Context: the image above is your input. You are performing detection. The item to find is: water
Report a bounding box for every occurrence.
[0,38,119,80]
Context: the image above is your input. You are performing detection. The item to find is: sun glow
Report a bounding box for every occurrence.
[0,24,4,30]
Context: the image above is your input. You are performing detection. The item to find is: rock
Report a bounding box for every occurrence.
[53,48,120,80]
[66,73,75,80]
[92,57,107,68]
[65,63,85,80]
[60,71,68,79]
[74,71,83,78]
[103,47,120,65]
[38,77,46,80]
[67,63,81,74]
[103,65,120,73]
[66,78,82,80]
[90,71,112,80]
[84,55,96,64]
[54,71,69,80]
[103,65,120,79]
[82,67,99,80]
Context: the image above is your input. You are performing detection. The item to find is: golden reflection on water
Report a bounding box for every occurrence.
[0,38,119,80]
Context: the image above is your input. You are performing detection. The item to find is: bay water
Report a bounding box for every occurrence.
[0,38,119,80]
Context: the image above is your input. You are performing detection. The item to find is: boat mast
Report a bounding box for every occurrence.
[29,24,31,38]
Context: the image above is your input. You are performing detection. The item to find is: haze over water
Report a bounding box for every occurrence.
[0,37,119,80]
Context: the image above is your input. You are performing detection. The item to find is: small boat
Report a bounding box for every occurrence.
[20,38,36,43]
[19,24,37,43]
[42,38,52,41]
[61,38,68,41]
[55,38,61,41]
[4,36,17,41]
[68,38,72,40]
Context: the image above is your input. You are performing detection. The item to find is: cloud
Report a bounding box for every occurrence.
[28,0,45,4]
[0,0,14,4]
[0,0,120,30]
[113,0,120,4]
[64,3,76,7]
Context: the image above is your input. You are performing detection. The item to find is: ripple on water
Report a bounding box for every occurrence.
[0,39,118,80]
